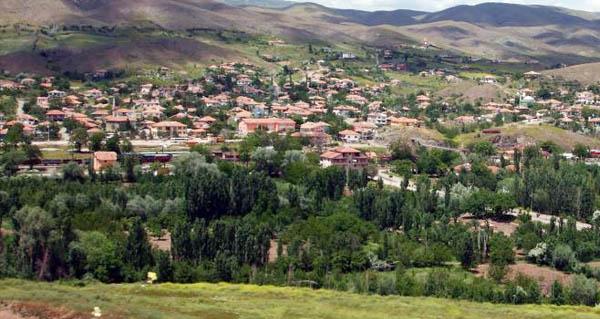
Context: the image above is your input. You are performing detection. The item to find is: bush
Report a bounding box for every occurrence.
[568,275,598,306]
[395,268,419,296]
[173,261,198,283]
[552,244,576,271]
[576,241,596,263]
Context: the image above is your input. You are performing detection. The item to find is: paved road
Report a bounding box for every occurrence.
[375,169,416,191]
[16,98,25,117]
[508,209,592,231]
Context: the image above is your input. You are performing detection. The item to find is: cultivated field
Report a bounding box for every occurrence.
[1,280,600,319]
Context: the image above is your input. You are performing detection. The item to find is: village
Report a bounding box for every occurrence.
[1,57,600,177]
[6,1,600,316]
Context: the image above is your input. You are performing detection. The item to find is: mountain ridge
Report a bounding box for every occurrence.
[2,0,600,71]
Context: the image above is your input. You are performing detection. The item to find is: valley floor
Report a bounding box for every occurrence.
[1,280,600,319]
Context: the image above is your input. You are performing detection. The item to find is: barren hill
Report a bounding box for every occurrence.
[2,1,600,71]
[544,63,600,84]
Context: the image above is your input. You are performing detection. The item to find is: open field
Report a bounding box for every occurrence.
[1,280,600,319]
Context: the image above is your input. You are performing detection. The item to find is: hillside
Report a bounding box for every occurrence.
[455,124,600,150]
[1,280,600,319]
[2,1,600,71]
[544,63,600,84]
[420,3,599,27]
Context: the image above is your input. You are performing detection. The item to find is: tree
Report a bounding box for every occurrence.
[489,233,514,265]
[4,123,26,149]
[568,275,598,306]
[488,233,514,282]
[14,206,58,280]
[69,128,89,152]
[0,149,25,176]
[106,134,121,154]
[124,218,153,270]
[468,141,496,157]
[550,280,565,305]
[69,231,123,282]
[89,132,105,152]
[573,144,589,160]
[22,144,41,169]
[156,251,173,282]
[252,147,279,176]
[62,162,85,182]
[390,141,414,161]
[552,244,576,271]
[0,190,10,250]
[121,138,134,153]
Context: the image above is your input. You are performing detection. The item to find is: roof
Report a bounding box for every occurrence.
[46,110,65,115]
[199,116,217,122]
[152,121,187,128]
[240,118,295,125]
[339,129,359,136]
[320,151,343,160]
[105,115,129,123]
[94,151,118,161]
[333,146,361,154]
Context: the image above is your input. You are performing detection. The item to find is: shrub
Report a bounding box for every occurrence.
[568,275,598,306]
[552,244,576,271]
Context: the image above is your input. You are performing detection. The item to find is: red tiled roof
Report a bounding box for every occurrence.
[94,151,117,161]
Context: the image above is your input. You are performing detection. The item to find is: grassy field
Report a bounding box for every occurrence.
[1,280,600,319]
[386,72,450,95]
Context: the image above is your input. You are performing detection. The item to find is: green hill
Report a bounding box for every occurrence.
[1,280,599,319]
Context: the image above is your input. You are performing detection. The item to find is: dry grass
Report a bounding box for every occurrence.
[1,280,600,319]
[544,63,600,84]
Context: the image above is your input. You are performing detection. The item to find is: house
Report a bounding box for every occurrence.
[352,122,377,140]
[46,109,66,122]
[93,151,118,172]
[104,116,131,132]
[296,121,331,144]
[17,114,39,126]
[524,71,541,80]
[333,105,359,118]
[576,91,596,105]
[48,90,66,98]
[341,52,357,60]
[212,150,241,162]
[367,112,389,127]
[114,108,136,119]
[299,121,330,135]
[589,118,600,130]
[238,118,296,136]
[320,147,369,168]
[140,84,153,95]
[84,89,103,99]
[454,116,476,125]
[64,95,82,106]
[195,116,217,129]
[151,121,188,137]
[416,95,431,108]
[36,97,50,109]
[346,94,368,106]
[338,130,361,143]
[390,116,421,127]
[480,75,497,84]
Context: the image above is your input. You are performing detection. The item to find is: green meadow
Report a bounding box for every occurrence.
[1,280,599,319]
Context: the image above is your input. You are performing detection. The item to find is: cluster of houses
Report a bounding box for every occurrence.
[1,62,421,169]
[6,61,600,174]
